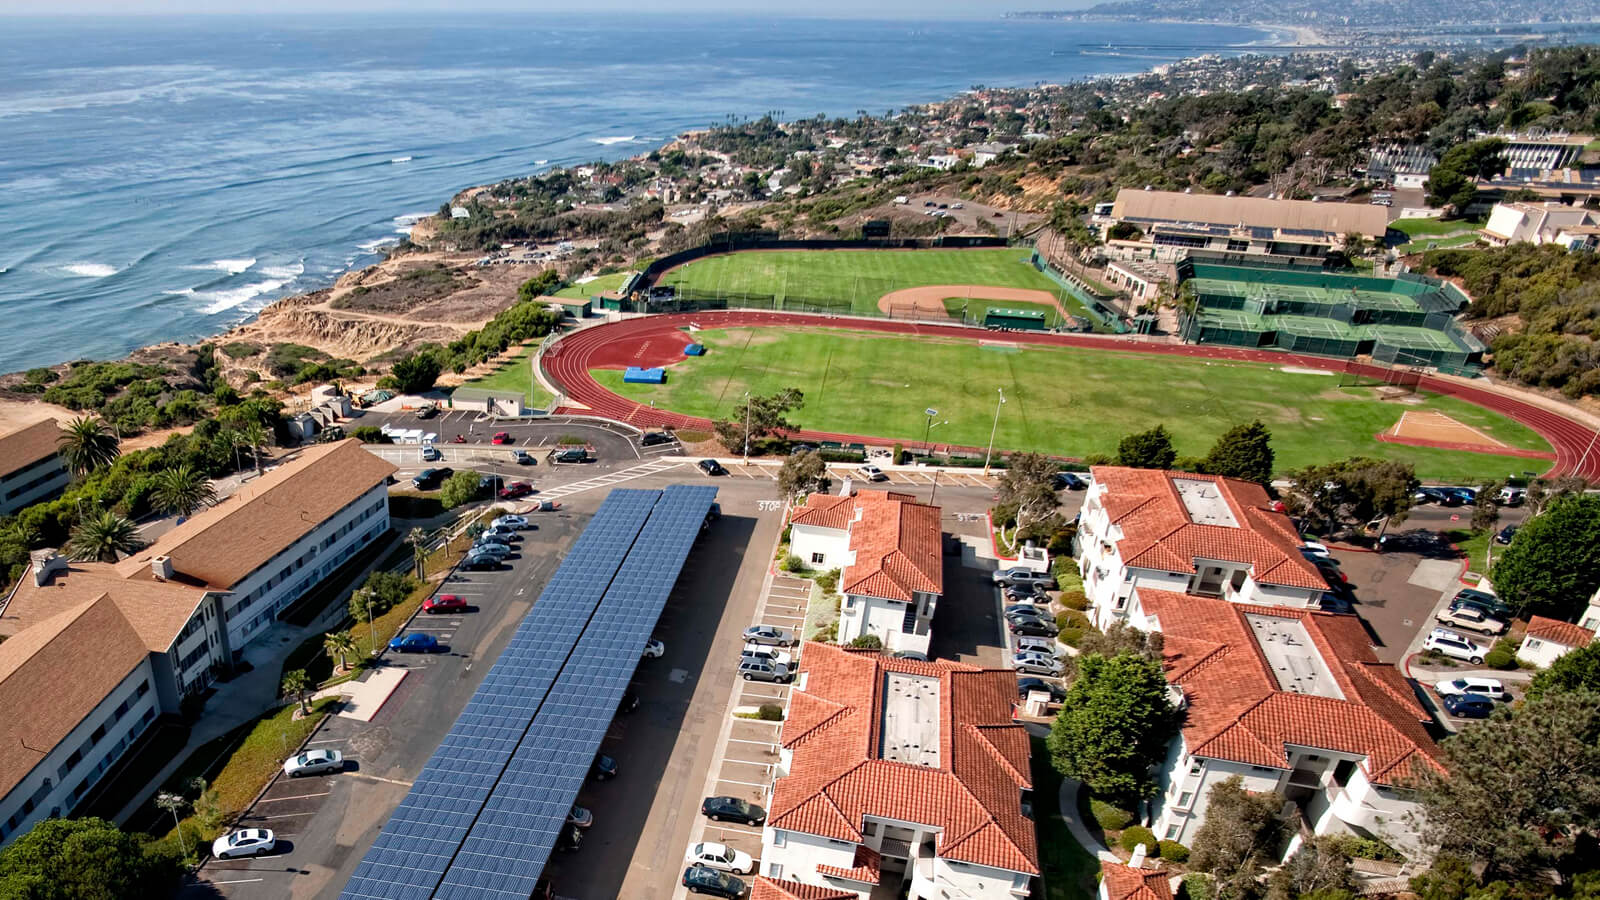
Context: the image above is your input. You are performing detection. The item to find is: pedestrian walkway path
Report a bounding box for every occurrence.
[528,458,687,502]
[311,665,409,722]
[1058,775,1115,861]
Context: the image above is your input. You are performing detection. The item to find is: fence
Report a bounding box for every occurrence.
[1028,250,1127,333]
[632,234,1011,294]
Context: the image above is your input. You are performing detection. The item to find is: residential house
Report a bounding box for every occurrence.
[969,143,1017,168]
[1106,189,1390,264]
[1076,467,1326,630]
[760,643,1038,899]
[0,439,394,846]
[1128,590,1441,858]
[0,420,70,517]
[1481,201,1598,246]
[789,491,942,655]
[1516,590,1600,668]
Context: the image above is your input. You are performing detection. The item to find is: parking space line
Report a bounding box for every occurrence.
[256,792,330,803]
[726,738,777,746]
[306,739,344,746]
[256,812,316,819]
[707,823,764,836]
[717,778,772,789]
[212,879,265,885]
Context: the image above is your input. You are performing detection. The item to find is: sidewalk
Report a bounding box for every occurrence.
[1059,776,1115,861]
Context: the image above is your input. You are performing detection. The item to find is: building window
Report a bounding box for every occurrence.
[1178,792,1193,808]
[1527,639,1543,650]
[767,863,784,878]
[772,831,787,848]
[810,552,825,565]
[1189,759,1203,775]
[1166,825,1180,839]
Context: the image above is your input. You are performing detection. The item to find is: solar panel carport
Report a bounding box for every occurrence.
[341,485,718,900]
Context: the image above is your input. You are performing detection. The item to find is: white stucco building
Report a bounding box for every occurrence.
[1516,591,1600,668]
[759,643,1038,900]
[0,439,396,845]
[1481,201,1597,246]
[0,420,70,518]
[1126,588,1440,859]
[1076,467,1327,630]
[789,491,942,656]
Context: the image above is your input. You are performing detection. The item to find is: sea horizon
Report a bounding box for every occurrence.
[0,13,1275,373]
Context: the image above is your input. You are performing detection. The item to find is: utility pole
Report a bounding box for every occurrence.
[923,407,938,452]
[983,388,1006,476]
[743,392,752,463]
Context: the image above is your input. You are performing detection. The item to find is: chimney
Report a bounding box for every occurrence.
[30,551,69,587]
[152,556,174,581]
[1129,843,1149,869]
[839,476,853,497]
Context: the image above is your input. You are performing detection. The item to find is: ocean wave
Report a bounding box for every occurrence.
[590,135,636,145]
[59,262,118,278]
[356,237,393,253]
[535,159,549,165]
[198,278,289,315]
[185,257,257,275]
[260,261,304,279]
[162,288,196,296]
[391,156,413,163]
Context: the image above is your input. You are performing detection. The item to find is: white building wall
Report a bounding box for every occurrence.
[759,827,861,889]
[220,484,390,652]
[923,857,1031,900]
[790,523,851,572]
[0,658,159,845]
[1153,754,1284,846]
[169,596,229,696]
[838,592,934,655]
[1516,635,1578,669]
[0,454,70,518]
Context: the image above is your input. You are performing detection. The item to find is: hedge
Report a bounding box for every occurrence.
[1120,825,1157,853]
[1090,799,1133,832]
[1158,840,1189,862]
[1486,636,1519,670]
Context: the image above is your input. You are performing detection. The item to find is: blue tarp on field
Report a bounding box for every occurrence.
[623,366,666,384]
[683,343,705,356]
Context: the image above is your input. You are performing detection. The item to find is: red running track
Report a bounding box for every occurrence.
[542,311,1600,480]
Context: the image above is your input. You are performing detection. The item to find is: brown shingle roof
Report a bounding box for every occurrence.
[0,561,210,652]
[1111,188,1390,239]
[0,420,63,481]
[1525,615,1596,649]
[116,440,395,589]
[0,596,149,800]
[769,643,1038,875]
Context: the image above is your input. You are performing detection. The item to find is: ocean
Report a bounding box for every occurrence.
[0,14,1270,373]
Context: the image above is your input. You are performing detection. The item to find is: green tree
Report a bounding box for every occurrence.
[1470,482,1502,534]
[1117,425,1177,470]
[1407,688,1600,880]
[66,510,143,563]
[1267,837,1355,900]
[408,527,428,579]
[281,669,311,714]
[1286,457,1417,534]
[1489,494,1600,619]
[324,630,357,674]
[1201,421,1275,483]
[1046,652,1178,799]
[56,416,120,476]
[516,269,562,301]
[389,350,443,394]
[0,817,180,900]
[777,449,830,498]
[1426,138,1507,211]
[237,419,269,477]
[150,464,216,517]
[1527,642,1600,701]
[994,452,1062,539]
[713,388,804,453]
[1189,776,1287,887]
[439,470,483,509]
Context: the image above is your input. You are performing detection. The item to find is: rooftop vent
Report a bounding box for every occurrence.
[151,556,174,581]
[30,551,69,587]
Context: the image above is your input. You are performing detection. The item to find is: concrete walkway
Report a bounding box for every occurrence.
[1058,775,1116,862]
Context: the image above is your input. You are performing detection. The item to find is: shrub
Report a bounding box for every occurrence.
[22,367,57,385]
[818,449,866,463]
[1059,591,1089,611]
[1328,835,1401,862]
[781,554,805,573]
[816,568,840,594]
[813,622,838,643]
[350,426,390,443]
[1180,874,1214,900]
[1060,627,1084,647]
[222,341,262,359]
[1158,840,1189,862]
[1056,609,1089,630]
[1486,636,1519,670]
[848,634,883,650]
[1091,799,1133,832]
[557,434,586,445]
[757,703,784,721]
[439,470,484,509]
[1121,825,1157,854]
[1047,528,1076,555]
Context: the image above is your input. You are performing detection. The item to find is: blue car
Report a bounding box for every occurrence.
[389,633,443,654]
[1442,692,1494,720]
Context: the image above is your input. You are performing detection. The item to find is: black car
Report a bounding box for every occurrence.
[1017,677,1067,703]
[683,866,748,898]
[617,692,640,714]
[789,442,819,455]
[641,431,674,446]
[1052,472,1087,490]
[1451,588,1510,618]
[555,823,583,852]
[1495,524,1519,545]
[459,552,502,571]
[411,467,454,490]
[590,754,619,781]
[1004,603,1048,618]
[698,459,728,476]
[1005,584,1047,602]
[701,796,767,826]
[1009,618,1059,638]
[1442,693,1495,719]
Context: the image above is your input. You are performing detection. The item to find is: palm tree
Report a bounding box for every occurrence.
[154,792,189,858]
[324,630,357,674]
[281,669,311,715]
[237,420,269,478]
[151,465,217,517]
[66,510,143,562]
[57,416,120,476]
[409,527,428,579]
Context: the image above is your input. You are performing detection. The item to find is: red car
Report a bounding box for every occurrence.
[423,594,468,614]
[491,432,513,445]
[499,481,534,500]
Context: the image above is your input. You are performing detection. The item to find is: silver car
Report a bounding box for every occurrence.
[1013,635,1060,656]
[1013,650,1064,677]
[742,624,795,646]
[738,657,792,683]
[472,540,512,558]
[993,567,1055,588]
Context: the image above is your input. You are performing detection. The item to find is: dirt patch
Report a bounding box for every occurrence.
[877,284,1070,320]
[330,262,479,314]
[1390,410,1506,449]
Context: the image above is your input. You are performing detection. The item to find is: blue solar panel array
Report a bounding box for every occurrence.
[341,486,716,900]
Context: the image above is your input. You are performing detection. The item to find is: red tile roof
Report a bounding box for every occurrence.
[1137,589,1441,785]
[1525,615,1596,649]
[1102,861,1174,900]
[792,491,943,602]
[751,877,854,900]
[791,493,857,530]
[770,643,1038,875]
[816,844,882,884]
[1089,467,1325,591]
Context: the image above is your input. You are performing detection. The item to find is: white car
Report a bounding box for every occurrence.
[212,828,276,859]
[643,638,665,659]
[742,642,793,668]
[1299,541,1332,560]
[1013,635,1060,656]
[685,841,755,875]
[492,515,530,530]
[567,804,594,829]
[1422,628,1488,664]
[283,749,343,777]
[1435,677,1508,701]
[1013,650,1064,676]
[857,464,888,482]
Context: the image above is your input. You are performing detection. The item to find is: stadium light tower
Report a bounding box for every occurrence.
[923,407,939,449]
[983,389,1006,476]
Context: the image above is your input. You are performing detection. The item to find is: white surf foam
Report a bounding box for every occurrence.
[356,238,392,254]
[591,135,636,145]
[199,278,289,315]
[391,156,413,163]
[59,262,118,278]
[185,258,257,275]
[261,261,304,279]
[534,159,549,165]
[162,288,196,296]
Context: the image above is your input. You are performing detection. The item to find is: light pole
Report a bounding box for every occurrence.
[922,407,939,452]
[743,392,752,463]
[360,589,376,654]
[983,388,1006,476]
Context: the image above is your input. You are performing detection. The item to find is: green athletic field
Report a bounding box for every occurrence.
[658,248,1092,318]
[458,347,554,410]
[591,327,1552,481]
[553,271,631,299]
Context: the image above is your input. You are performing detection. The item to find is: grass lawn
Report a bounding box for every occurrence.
[594,326,1551,481]
[660,248,1064,316]
[1399,232,1483,254]
[1392,216,1485,238]
[553,271,631,299]
[1445,528,1496,575]
[459,346,555,410]
[1030,737,1098,900]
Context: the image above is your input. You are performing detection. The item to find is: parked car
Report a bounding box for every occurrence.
[643,638,665,659]
[1497,486,1526,506]
[701,796,767,826]
[685,841,755,875]
[591,753,619,780]
[460,551,503,571]
[283,749,343,777]
[1311,557,1347,585]
[498,481,534,500]
[1441,693,1496,719]
[1014,650,1065,676]
[423,594,469,614]
[641,431,674,446]
[415,403,438,419]
[1009,617,1059,638]
[481,524,521,543]
[551,447,589,463]
[742,624,795,646]
[1052,472,1087,490]
[1422,628,1488,664]
[421,444,442,462]
[682,866,749,898]
[1451,588,1510,618]
[512,449,536,465]
[698,459,728,476]
[555,822,583,852]
[1017,677,1067,703]
[471,540,512,558]
[1413,487,1449,504]
[492,514,530,530]
[1435,677,1508,701]
[1013,635,1060,656]
[212,829,276,860]
[1004,603,1049,618]
[411,467,453,490]
[857,464,888,482]
[1004,583,1047,602]
[567,805,594,829]
[491,431,514,445]
[1435,604,1507,635]
[389,633,443,653]
[789,442,818,455]
[1299,541,1332,560]
[617,692,640,714]
[993,568,1055,588]
[742,642,793,668]
[1495,524,1519,545]
[1443,487,1477,504]
[1317,592,1354,614]
[891,650,929,662]
[737,657,792,683]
